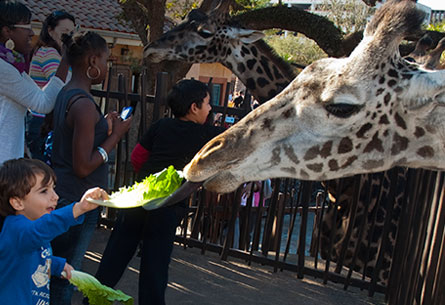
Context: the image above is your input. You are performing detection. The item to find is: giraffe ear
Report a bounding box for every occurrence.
[233,29,265,44]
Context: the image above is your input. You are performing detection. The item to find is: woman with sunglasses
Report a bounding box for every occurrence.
[27,10,76,162]
[0,0,69,165]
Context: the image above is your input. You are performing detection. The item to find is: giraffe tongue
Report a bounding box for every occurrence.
[142,180,203,210]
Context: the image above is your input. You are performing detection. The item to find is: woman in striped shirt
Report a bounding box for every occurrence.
[27,11,75,161]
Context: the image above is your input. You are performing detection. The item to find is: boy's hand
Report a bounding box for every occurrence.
[61,263,74,280]
[73,187,109,218]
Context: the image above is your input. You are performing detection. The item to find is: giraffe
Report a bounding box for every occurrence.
[144,0,444,285]
[182,0,445,191]
[143,8,296,103]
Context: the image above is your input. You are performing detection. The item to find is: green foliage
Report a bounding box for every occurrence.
[235,0,270,10]
[264,33,327,67]
[427,20,445,32]
[165,0,200,21]
[317,0,375,34]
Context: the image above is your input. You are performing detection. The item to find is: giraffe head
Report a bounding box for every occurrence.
[144,8,264,64]
[144,7,295,102]
[183,0,445,193]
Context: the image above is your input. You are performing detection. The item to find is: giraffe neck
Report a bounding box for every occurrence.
[222,40,296,103]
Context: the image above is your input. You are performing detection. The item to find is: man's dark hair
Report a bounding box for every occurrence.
[34,10,75,54]
[0,158,56,217]
[0,0,32,29]
[167,79,211,118]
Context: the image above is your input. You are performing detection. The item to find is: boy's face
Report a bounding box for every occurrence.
[195,94,212,124]
[10,173,59,221]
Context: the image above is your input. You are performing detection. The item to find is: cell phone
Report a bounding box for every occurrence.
[120,106,133,120]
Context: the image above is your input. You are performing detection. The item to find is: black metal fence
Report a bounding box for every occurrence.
[92,70,445,305]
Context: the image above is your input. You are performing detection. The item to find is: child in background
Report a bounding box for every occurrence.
[0,158,108,305]
[94,79,225,305]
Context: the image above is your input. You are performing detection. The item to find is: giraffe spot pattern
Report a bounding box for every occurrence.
[328,159,339,171]
[356,123,373,138]
[391,132,409,155]
[417,146,434,158]
[394,112,407,130]
[237,63,246,74]
[300,169,309,179]
[307,163,323,173]
[414,127,425,138]
[338,137,353,154]
[262,118,274,132]
[258,77,269,88]
[342,156,358,169]
[384,93,391,105]
[364,131,384,153]
[246,78,256,90]
[282,107,296,119]
[247,59,256,70]
[283,143,300,165]
[388,69,398,78]
[379,114,389,125]
[270,146,281,166]
[281,167,296,174]
[387,79,397,87]
[362,159,385,170]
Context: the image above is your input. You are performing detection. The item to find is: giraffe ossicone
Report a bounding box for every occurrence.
[181,0,445,193]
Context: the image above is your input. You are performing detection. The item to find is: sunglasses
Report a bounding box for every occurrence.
[13,24,33,30]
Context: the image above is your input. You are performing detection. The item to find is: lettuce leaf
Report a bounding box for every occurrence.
[66,270,133,305]
[95,166,183,209]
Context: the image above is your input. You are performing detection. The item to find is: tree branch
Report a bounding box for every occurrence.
[232,6,348,57]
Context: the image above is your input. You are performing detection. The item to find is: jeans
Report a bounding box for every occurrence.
[94,203,186,305]
[50,198,100,305]
[26,115,45,161]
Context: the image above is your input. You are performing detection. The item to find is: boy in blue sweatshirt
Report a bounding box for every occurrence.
[0,158,108,305]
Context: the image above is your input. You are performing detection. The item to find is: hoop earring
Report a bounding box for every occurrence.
[5,39,15,50]
[86,66,101,80]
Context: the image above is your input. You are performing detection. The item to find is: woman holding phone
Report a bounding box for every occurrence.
[50,31,132,305]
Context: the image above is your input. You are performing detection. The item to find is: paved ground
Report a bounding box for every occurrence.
[73,228,386,305]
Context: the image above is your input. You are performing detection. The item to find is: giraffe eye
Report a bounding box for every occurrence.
[197,30,213,39]
[325,103,361,118]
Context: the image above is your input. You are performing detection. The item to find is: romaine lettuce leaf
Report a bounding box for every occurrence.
[65,270,133,305]
[93,166,183,209]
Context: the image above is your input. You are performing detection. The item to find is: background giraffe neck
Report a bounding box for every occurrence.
[222,39,296,103]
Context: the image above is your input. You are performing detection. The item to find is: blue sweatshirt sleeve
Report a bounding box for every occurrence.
[16,203,85,252]
[51,256,66,277]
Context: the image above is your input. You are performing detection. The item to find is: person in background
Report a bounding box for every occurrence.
[0,158,107,305]
[49,31,132,305]
[93,79,225,305]
[0,0,69,164]
[27,10,75,161]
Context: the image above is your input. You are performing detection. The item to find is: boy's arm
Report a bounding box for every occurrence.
[50,256,67,277]
[17,203,84,252]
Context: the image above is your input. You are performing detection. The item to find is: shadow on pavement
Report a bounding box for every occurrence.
[72,228,386,305]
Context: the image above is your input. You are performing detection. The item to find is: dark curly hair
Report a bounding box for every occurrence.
[61,31,107,66]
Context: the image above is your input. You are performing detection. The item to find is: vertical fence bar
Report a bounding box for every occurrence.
[297,181,311,279]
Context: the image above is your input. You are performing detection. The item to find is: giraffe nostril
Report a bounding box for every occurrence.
[200,139,224,158]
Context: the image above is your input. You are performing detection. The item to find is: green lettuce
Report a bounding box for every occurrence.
[65,270,133,305]
[101,166,183,208]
